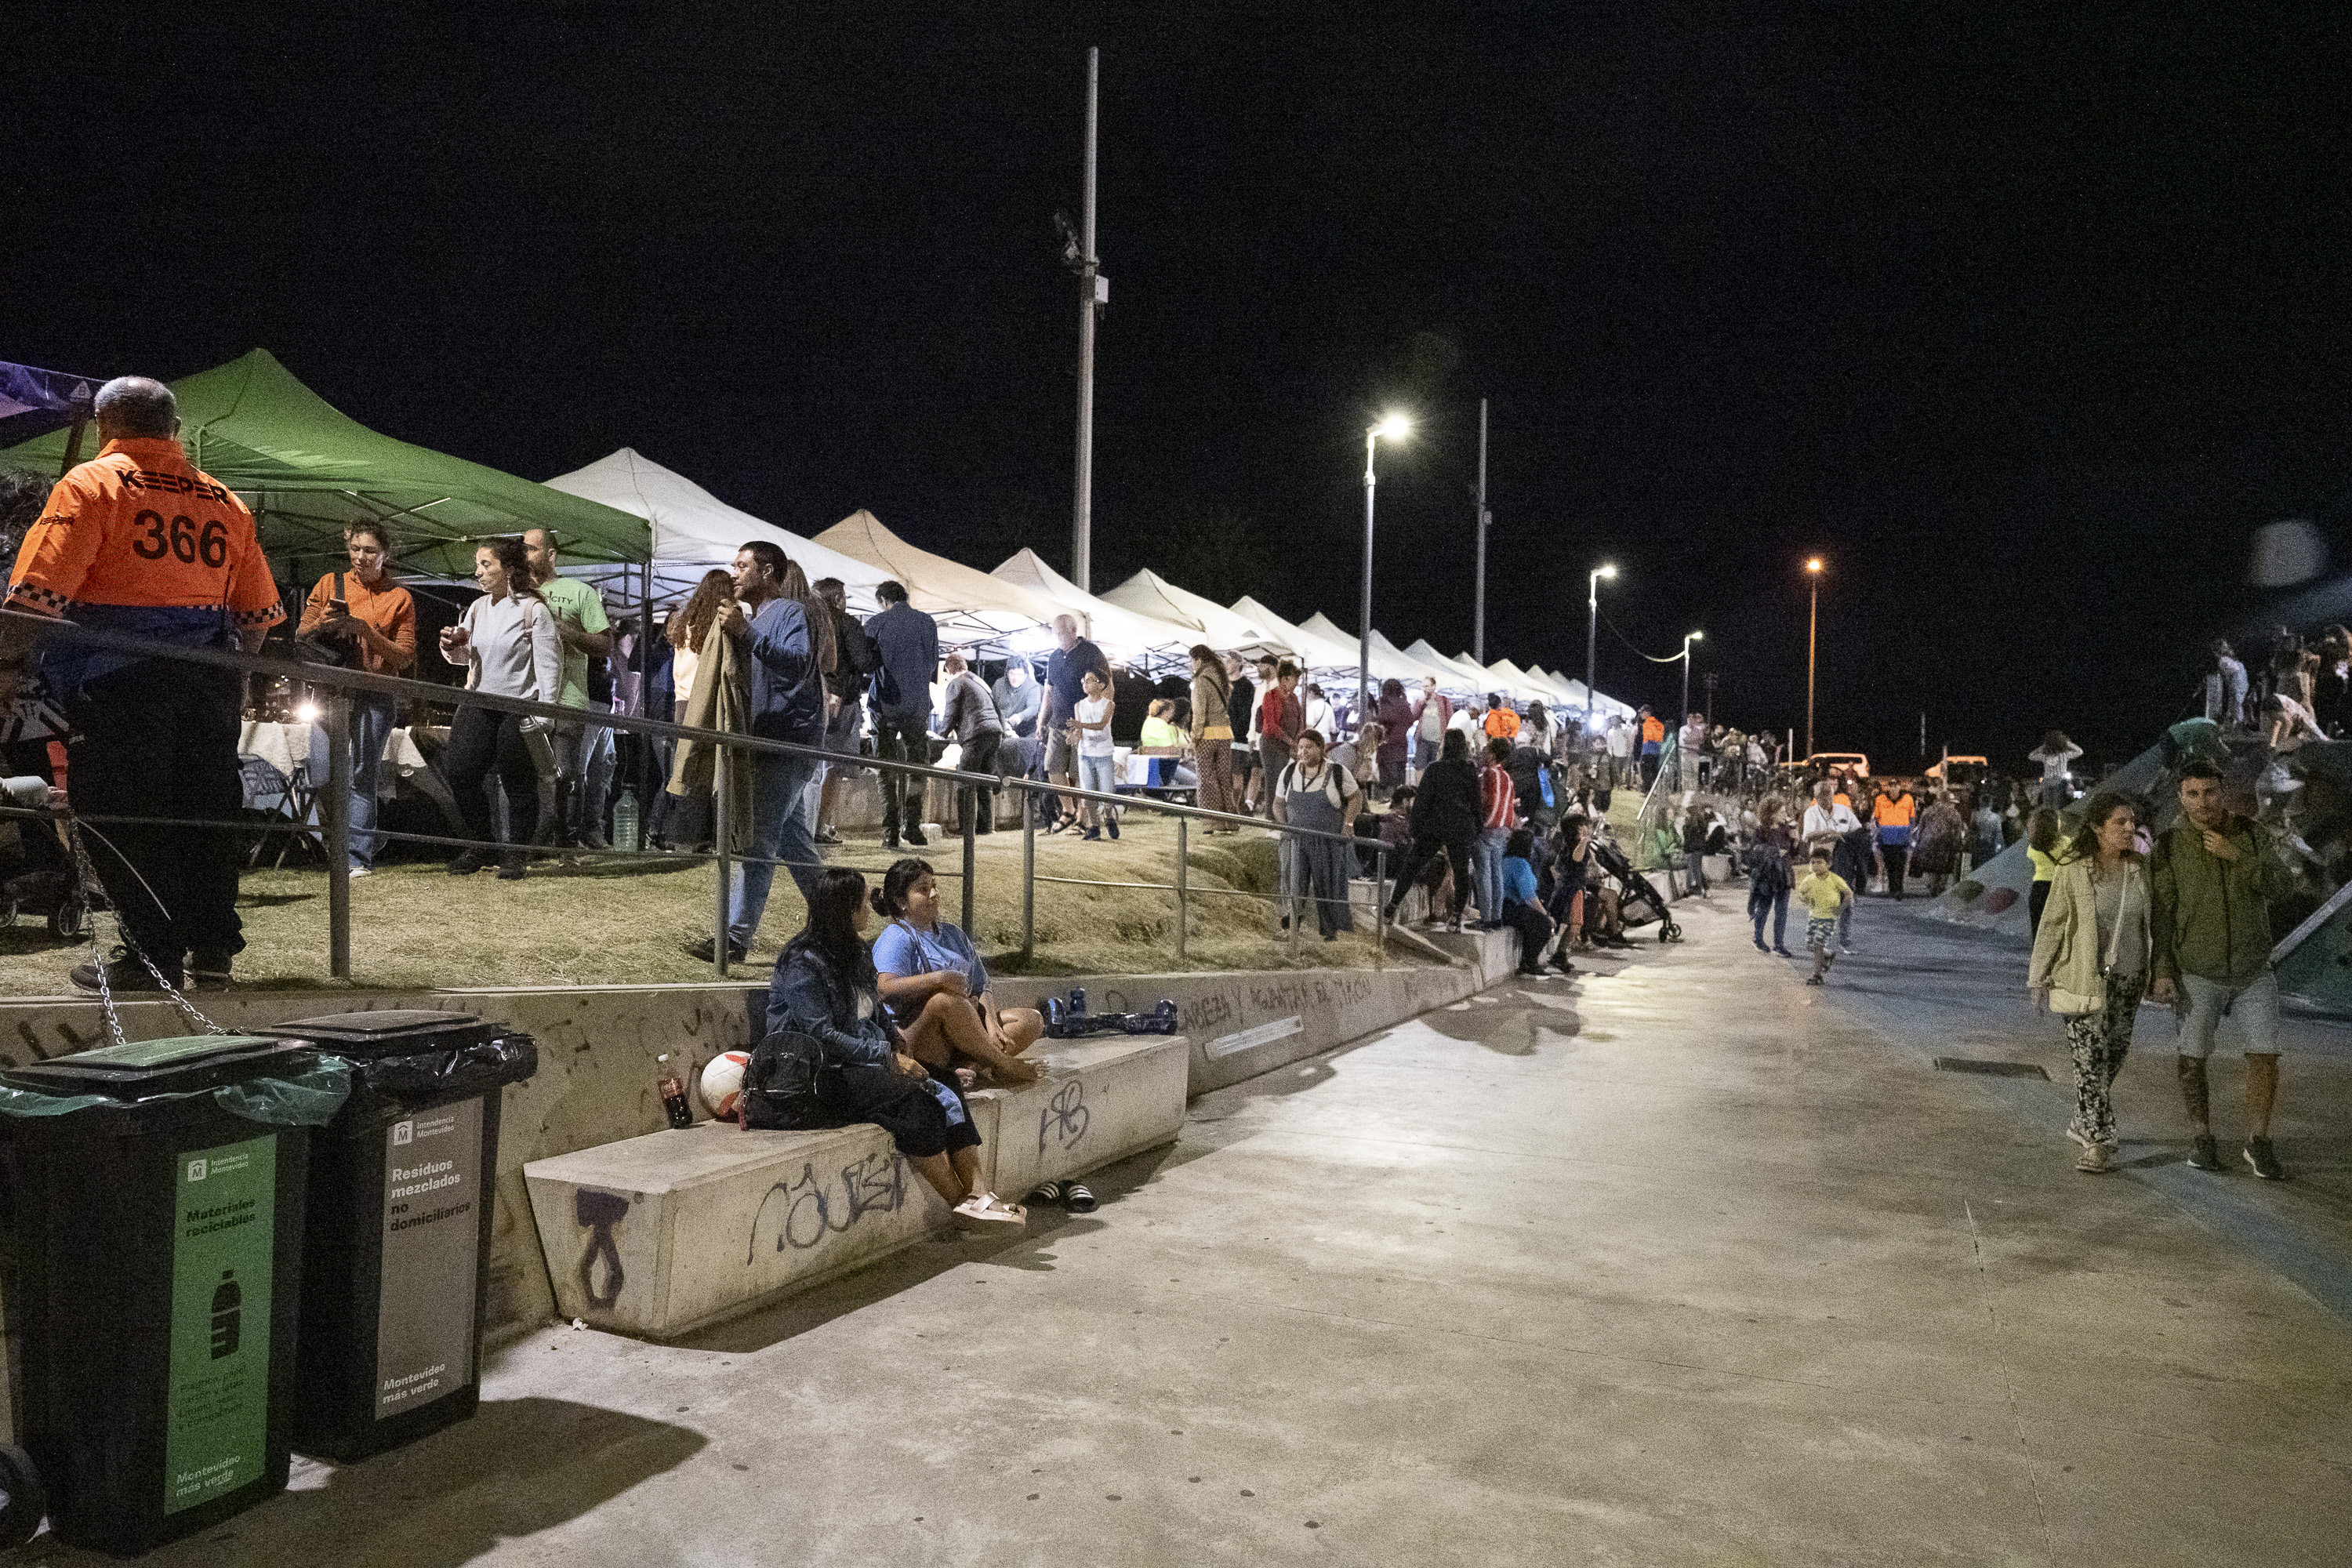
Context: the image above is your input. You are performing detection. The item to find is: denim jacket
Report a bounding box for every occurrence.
[764,946,891,1067]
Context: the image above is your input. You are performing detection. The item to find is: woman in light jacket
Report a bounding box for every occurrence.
[437,537,564,879]
[2027,793,2151,1174]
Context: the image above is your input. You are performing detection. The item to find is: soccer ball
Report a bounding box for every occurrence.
[699,1050,751,1120]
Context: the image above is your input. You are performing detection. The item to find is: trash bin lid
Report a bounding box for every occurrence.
[2,1035,316,1099]
[260,1010,500,1056]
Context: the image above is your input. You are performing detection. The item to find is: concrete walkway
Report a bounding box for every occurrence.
[49,898,2352,1566]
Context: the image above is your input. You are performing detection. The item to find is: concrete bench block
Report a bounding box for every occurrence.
[971,1034,1189,1203]
[524,1100,999,1340]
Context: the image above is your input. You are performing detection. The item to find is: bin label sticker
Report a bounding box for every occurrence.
[376,1096,483,1419]
[167,1131,275,1515]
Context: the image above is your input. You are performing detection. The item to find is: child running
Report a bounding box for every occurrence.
[1795,849,1854,986]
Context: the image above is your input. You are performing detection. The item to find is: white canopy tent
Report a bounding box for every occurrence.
[991,548,1199,666]
[1102,570,1290,658]
[1292,613,1428,688]
[813,510,1065,651]
[543,448,887,610]
[1228,597,1361,674]
[1406,639,1501,695]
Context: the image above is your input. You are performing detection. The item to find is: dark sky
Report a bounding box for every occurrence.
[10,5,2352,772]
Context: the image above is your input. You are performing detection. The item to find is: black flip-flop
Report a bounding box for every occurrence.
[1062,1183,1097,1213]
[1030,1181,1065,1206]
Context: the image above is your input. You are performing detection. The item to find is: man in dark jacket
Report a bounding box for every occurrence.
[813,577,875,845]
[698,541,831,964]
[863,579,939,849]
[2150,760,2292,1178]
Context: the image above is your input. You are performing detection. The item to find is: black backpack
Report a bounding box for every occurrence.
[738,1029,845,1131]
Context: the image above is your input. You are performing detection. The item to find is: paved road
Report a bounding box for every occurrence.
[60,897,2352,1566]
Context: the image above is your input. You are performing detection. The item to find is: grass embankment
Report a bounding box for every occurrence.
[0,816,1419,994]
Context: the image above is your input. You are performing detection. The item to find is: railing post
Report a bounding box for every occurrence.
[1175,816,1188,963]
[1374,844,1385,971]
[323,690,352,981]
[713,740,731,979]
[960,793,976,935]
[1287,826,1301,962]
[1020,789,1036,964]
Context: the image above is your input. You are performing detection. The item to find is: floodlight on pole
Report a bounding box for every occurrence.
[1585,564,1616,736]
[1680,630,1703,723]
[1805,557,1824,760]
[1359,413,1412,723]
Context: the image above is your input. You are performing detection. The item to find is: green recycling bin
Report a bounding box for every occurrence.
[0,1036,349,1555]
[258,1011,537,1463]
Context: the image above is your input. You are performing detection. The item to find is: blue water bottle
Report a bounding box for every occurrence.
[1044,996,1067,1036]
[1069,987,1087,1017]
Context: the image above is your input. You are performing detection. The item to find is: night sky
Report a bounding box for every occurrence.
[10,6,2350,775]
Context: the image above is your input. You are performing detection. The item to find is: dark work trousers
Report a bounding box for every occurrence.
[69,659,245,964]
[441,706,541,861]
[1386,833,1472,922]
[873,710,930,837]
[1880,842,1908,898]
[956,729,1002,833]
[1501,898,1555,972]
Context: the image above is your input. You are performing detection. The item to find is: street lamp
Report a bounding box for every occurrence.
[1679,630,1704,724]
[1585,564,1617,737]
[1359,412,1412,722]
[1804,557,1824,760]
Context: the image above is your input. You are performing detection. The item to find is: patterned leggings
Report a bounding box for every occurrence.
[2063,972,2145,1147]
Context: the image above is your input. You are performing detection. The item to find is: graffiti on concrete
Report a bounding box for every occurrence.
[1039,1080,1091,1156]
[746,1152,908,1259]
[575,1189,630,1308]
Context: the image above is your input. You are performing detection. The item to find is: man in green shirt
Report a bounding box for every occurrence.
[524,528,612,846]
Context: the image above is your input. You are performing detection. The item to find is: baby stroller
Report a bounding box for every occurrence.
[0,779,90,942]
[1595,839,1683,944]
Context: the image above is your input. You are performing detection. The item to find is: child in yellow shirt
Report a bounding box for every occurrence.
[1795,850,1854,985]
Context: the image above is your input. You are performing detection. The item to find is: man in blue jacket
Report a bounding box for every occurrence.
[693,540,831,964]
[864,579,940,850]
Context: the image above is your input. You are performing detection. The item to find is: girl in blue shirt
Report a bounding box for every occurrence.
[870,858,1045,1087]
[1498,827,1560,977]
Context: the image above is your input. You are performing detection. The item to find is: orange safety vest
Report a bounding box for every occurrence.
[8,438,281,631]
[1641,716,1665,745]
[1874,793,1916,829]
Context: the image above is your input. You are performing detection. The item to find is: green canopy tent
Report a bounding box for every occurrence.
[0,348,649,578]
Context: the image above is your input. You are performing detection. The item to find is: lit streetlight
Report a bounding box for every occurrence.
[1805,557,1824,760]
[1679,630,1704,724]
[1359,412,1412,721]
[1585,564,1617,738]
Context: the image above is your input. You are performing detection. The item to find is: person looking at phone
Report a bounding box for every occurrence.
[298,522,415,877]
[437,537,562,880]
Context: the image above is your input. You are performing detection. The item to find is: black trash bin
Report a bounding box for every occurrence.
[258,1011,536,1463]
[0,1035,349,1555]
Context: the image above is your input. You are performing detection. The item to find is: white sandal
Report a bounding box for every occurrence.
[953,1192,1027,1228]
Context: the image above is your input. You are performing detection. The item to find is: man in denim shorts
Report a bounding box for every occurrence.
[2150,761,2290,1178]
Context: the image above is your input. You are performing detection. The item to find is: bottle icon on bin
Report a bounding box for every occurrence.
[210,1269,241,1359]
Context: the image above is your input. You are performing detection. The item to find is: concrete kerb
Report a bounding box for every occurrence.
[0,929,1524,1345]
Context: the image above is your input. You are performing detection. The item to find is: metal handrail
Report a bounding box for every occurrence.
[0,609,1403,983]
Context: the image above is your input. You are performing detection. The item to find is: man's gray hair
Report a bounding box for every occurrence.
[94,376,177,437]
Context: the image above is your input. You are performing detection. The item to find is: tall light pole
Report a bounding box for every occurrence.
[1805,557,1824,760]
[1680,630,1704,721]
[1585,563,1617,737]
[1070,47,1102,590]
[1473,398,1490,664]
[1359,412,1413,724]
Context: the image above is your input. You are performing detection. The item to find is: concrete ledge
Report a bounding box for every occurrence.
[522,1035,1186,1339]
[971,1034,1189,1201]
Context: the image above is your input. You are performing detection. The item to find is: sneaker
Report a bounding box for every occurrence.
[1773,946,1795,956]
[883,832,901,851]
[187,951,234,989]
[446,850,491,876]
[684,935,750,964]
[1805,974,1824,986]
[347,864,372,879]
[815,827,844,845]
[1841,941,1857,955]
[2076,1142,2118,1174]
[2186,1134,2223,1171]
[1081,827,1102,841]
[1106,817,1120,840]
[495,858,528,881]
[905,826,929,847]
[1753,938,1769,952]
[2244,1137,2285,1180]
[71,953,181,993]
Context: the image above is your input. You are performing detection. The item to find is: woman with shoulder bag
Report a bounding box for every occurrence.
[437,537,563,879]
[2027,793,2151,1174]
[1187,644,1240,826]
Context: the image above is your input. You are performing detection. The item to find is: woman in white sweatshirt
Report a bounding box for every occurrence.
[437,537,564,879]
